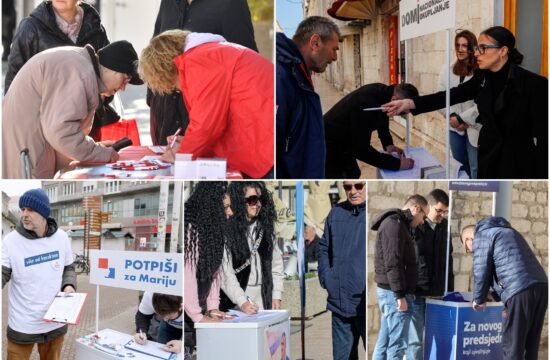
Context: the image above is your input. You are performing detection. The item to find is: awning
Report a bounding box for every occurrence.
[67,229,133,239]
[327,0,376,21]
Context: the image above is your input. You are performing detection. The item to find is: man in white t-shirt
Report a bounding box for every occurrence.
[2,188,76,360]
[134,292,183,354]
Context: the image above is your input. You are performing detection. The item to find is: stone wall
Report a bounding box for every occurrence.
[367,181,548,358]
[306,0,498,163]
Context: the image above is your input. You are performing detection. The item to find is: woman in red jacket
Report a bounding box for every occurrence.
[139,30,274,179]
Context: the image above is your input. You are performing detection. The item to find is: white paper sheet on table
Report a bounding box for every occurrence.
[93,330,130,355]
[149,146,167,154]
[378,147,441,179]
[124,339,174,359]
[224,310,285,323]
[43,292,87,324]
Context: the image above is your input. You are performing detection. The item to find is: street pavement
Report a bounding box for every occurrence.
[2,273,141,359]
[290,311,367,360]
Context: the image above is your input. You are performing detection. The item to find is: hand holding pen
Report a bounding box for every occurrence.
[161,128,182,164]
[134,329,147,345]
[241,296,259,315]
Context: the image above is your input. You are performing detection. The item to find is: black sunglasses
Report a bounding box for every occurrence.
[343,183,365,191]
[245,195,261,206]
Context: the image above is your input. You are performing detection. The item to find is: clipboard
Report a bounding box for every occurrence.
[124,339,176,360]
[43,292,87,325]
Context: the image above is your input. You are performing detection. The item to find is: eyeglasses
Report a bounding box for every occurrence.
[434,207,449,215]
[473,44,502,55]
[245,195,261,206]
[343,183,365,191]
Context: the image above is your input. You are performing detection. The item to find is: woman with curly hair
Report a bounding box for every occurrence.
[184,182,233,356]
[139,29,274,179]
[220,181,284,314]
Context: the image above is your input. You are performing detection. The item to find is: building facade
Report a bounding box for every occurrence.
[304,0,547,163]
[43,181,182,256]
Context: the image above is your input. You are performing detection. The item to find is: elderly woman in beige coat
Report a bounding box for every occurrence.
[2,40,142,179]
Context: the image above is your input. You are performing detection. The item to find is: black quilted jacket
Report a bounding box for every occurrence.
[5,1,109,92]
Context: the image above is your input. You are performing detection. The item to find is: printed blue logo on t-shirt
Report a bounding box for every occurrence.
[24,251,60,267]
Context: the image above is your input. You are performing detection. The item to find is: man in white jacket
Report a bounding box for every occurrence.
[2,188,76,359]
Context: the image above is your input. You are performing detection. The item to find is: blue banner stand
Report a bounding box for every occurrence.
[425,298,503,360]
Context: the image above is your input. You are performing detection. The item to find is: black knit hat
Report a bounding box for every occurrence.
[19,189,51,219]
[98,41,143,85]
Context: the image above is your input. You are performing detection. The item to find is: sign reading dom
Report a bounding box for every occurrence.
[399,0,456,41]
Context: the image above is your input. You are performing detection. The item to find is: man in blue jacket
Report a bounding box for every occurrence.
[276,16,340,179]
[318,181,366,360]
[462,217,548,360]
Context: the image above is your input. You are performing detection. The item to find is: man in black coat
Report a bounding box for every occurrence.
[148,0,257,145]
[407,189,453,360]
[371,194,429,359]
[462,218,548,360]
[323,83,418,178]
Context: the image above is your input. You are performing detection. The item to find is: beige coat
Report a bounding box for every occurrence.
[2,46,114,179]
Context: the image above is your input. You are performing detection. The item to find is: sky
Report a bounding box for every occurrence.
[276,0,304,38]
[2,180,42,197]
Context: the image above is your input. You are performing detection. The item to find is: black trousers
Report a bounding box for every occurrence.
[502,282,548,360]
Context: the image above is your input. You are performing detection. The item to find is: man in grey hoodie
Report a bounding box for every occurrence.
[2,188,76,359]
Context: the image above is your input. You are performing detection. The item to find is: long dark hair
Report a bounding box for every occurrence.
[225,182,277,263]
[453,29,478,77]
[184,182,228,304]
[481,26,524,65]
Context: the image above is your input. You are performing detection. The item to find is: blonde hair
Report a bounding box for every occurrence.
[139,30,190,95]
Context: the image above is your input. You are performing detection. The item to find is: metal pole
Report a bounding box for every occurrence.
[445,190,453,294]
[296,182,305,360]
[95,285,99,333]
[170,181,183,253]
[404,39,410,151]
[446,29,451,178]
[494,182,512,220]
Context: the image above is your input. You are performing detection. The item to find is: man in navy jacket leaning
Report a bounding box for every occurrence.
[276,16,340,179]
[318,181,366,360]
[461,217,548,360]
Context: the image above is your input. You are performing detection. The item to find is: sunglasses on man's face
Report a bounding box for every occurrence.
[343,183,365,191]
[245,195,261,206]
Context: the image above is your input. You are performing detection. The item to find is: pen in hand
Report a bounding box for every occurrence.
[135,328,147,344]
[168,127,182,150]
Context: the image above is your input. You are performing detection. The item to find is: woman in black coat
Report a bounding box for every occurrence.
[5,0,117,137]
[5,0,109,92]
[383,26,548,179]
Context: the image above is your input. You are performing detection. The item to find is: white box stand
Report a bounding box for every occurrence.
[195,310,290,360]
